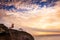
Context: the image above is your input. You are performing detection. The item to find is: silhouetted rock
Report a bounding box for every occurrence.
[0,24,34,40]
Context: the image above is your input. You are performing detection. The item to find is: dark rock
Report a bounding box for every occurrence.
[0,24,34,40]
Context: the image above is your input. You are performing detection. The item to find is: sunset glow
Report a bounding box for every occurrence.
[0,0,60,36]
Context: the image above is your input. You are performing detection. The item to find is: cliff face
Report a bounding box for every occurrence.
[0,24,34,40]
[0,29,34,40]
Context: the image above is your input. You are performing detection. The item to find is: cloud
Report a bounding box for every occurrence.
[0,0,60,25]
[41,0,47,2]
[55,0,60,6]
[0,0,60,35]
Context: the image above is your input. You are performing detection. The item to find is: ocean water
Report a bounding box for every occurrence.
[34,35,60,40]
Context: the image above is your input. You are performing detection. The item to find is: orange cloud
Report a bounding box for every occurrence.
[0,0,60,36]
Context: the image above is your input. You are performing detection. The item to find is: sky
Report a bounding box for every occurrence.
[0,0,60,35]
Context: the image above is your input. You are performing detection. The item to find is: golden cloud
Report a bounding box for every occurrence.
[0,0,60,35]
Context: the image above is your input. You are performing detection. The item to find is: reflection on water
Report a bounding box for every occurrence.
[34,35,60,40]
